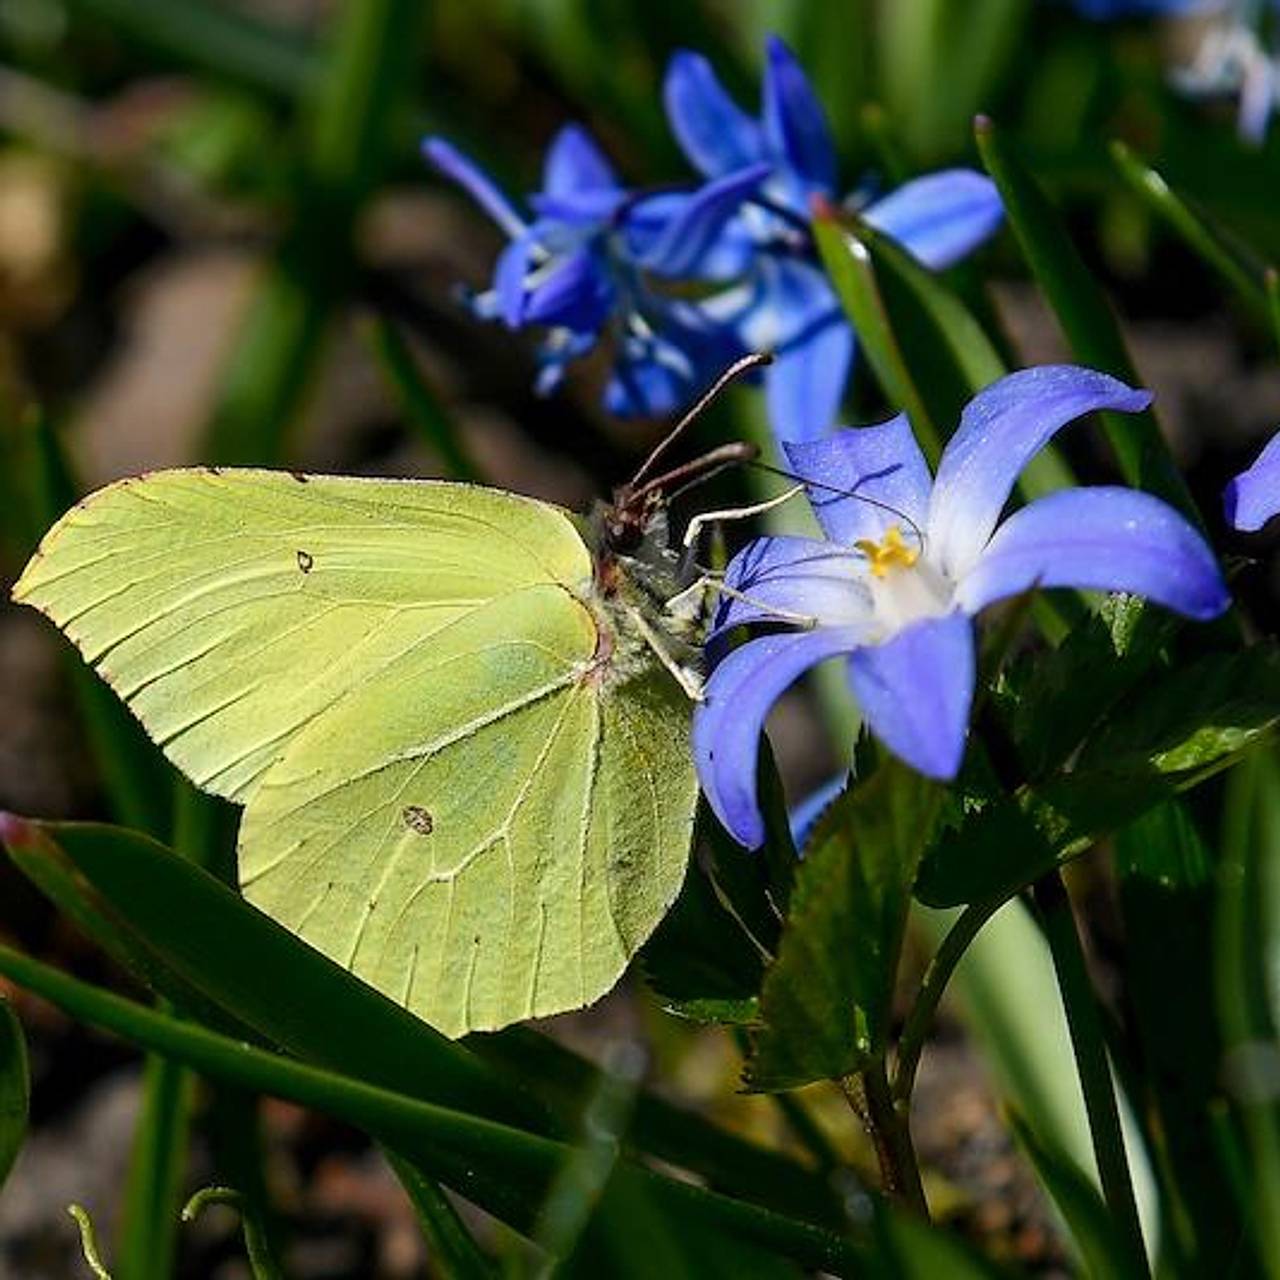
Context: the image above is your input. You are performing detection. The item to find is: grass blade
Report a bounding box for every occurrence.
[0,941,862,1274]
[975,116,1200,527]
[0,999,28,1192]
[383,1151,496,1280]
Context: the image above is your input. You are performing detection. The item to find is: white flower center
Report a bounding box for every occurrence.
[854,524,954,637]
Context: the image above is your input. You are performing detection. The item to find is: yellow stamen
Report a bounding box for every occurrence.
[854,524,920,580]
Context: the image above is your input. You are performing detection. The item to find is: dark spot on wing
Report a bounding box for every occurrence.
[402,804,434,836]
[290,471,309,484]
[296,549,314,573]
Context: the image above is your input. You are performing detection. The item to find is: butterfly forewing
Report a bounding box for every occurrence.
[14,468,696,1036]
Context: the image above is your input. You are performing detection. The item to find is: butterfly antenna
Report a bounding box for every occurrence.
[628,441,759,503]
[628,352,773,490]
[748,459,927,550]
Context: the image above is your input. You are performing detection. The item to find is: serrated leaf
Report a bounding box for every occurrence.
[0,998,28,1190]
[747,763,943,1091]
[920,644,1280,907]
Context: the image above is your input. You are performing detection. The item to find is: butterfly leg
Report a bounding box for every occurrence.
[624,604,707,702]
[666,575,818,630]
[681,484,806,551]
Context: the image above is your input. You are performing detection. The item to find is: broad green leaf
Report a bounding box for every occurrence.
[1116,803,1241,1272]
[748,763,943,1091]
[1007,1109,1144,1280]
[997,594,1176,781]
[919,644,1280,907]
[0,941,863,1275]
[13,469,697,1037]
[1110,143,1272,327]
[0,998,28,1190]
[975,117,1200,526]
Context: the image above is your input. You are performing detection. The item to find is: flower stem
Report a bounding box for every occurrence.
[841,1062,928,1216]
[1032,871,1148,1275]
[892,899,1001,1104]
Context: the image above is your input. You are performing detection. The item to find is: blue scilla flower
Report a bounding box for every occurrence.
[1225,429,1280,530]
[660,36,1005,442]
[424,126,767,416]
[693,366,1230,848]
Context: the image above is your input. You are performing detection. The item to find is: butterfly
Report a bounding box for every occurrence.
[12,362,763,1038]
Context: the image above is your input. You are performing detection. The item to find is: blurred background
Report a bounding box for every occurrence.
[2,0,1280,1274]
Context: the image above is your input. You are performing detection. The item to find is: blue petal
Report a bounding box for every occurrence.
[709,535,871,649]
[626,193,755,281]
[693,627,868,848]
[956,487,1230,620]
[765,319,854,443]
[542,123,619,196]
[663,50,766,178]
[1237,56,1276,145]
[928,366,1152,579]
[863,170,1004,271]
[848,612,975,781]
[533,329,596,396]
[1225,431,1280,532]
[762,34,837,197]
[789,773,849,850]
[528,189,625,224]
[423,137,527,240]
[523,248,613,331]
[494,237,533,327]
[783,414,933,546]
[641,164,772,278]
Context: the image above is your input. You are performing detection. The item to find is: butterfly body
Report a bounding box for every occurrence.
[14,468,698,1036]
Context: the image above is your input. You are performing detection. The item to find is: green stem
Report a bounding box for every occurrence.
[892,900,1000,1104]
[1032,873,1148,1275]
[843,1063,928,1216]
[115,1047,194,1280]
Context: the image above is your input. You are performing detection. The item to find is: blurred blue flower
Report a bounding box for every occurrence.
[693,366,1230,848]
[661,36,1005,442]
[1072,0,1280,142]
[1225,430,1280,530]
[424,126,766,416]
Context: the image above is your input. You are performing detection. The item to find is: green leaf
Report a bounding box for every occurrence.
[919,644,1280,907]
[812,212,942,462]
[1007,1109,1144,1280]
[364,316,477,480]
[641,810,777,1026]
[0,998,29,1190]
[975,116,1200,527]
[383,1151,496,1280]
[0,941,862,1275]
[1116,803,1241,1272]
[1217,752,1280,1275]
[2,815,836,1222]
[0,815,540,1131]
[997,594,1176,781]
[1110,142,1272,328]
[748,763,943,1091]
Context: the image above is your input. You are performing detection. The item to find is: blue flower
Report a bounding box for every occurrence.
[424,126,767,416]
[1225,430,1280,530]
[661,36,1005,442]
[693,366,1231,848]
[1071,0,1209,16]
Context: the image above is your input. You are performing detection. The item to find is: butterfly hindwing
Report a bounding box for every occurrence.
[14,468,696,1036]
